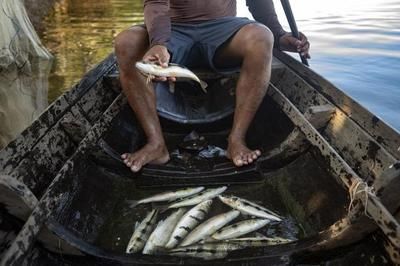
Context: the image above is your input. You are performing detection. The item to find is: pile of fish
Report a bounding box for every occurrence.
[125,186,293,260]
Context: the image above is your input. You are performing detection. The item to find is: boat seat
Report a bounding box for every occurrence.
[103,57,286,124]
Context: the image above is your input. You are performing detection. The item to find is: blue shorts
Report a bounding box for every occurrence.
[167,17,256,74]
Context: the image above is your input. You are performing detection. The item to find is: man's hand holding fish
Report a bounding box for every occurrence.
[142,44,176,82]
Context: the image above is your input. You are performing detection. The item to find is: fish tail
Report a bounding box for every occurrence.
[199,80,208,93]
[127,200,139,208]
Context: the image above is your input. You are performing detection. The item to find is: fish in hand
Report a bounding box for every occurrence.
[135,61,208,93]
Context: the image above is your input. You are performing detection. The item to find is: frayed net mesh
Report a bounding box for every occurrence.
[0,0,53,148]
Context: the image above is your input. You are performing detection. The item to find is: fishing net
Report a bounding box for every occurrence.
[0,0,52,68]
[0,0,53,148]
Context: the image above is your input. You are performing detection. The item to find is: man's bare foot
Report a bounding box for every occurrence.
[226,139,261,167]
[121,142,170,172]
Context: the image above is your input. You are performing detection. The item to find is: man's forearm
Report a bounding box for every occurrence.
[144,0,170,47]
[247,0,287,47]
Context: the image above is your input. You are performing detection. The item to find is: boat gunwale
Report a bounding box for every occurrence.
[273,49,400,161]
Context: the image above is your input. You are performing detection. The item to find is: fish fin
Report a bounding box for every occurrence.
[169,81,175,93]
[254,232,268,239]
[126,200,139,208]
[202,236,217,243]
[153,203,169,213]
[199,80,208,93]
[134,221,140,230]
[146,75,153,84]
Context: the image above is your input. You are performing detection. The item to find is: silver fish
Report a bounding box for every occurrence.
[211,219,270,241]
[169,242,244,260]
[180,210,240,247]
[226,236,293,247]
[218,195,282,221]
[168,186,227,209]
[142,208,186,255]
[127,187,204,208]
[165,200,213,249]
[135,61,208,93]
[126,209,158,253]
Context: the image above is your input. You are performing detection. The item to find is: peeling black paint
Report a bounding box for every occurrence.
[367,141,381,160]
[372,116,380,126]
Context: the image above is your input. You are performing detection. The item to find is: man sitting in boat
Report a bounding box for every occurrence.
[114,0,311,172]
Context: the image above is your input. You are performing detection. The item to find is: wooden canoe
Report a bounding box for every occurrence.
[0,49,399,265]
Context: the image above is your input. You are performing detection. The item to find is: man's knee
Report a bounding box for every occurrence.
[240,24,274,54]
[114,26,149,60]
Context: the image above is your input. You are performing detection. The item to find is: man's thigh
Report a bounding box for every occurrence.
[212,23,273,70]
[195,17,256,73]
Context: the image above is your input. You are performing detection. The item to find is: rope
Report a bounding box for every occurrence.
[347,180,375,218]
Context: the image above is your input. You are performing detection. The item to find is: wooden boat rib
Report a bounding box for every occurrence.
[0,49,399,265]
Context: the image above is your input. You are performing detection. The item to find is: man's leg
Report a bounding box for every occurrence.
[114,27,169,172]
[213,23,274,166]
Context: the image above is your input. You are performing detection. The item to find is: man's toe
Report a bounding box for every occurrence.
[132,158,146,172]
[131,163,141,172]
[234,156,244,167]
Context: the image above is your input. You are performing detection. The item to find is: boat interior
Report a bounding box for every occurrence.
[0,50,399,265]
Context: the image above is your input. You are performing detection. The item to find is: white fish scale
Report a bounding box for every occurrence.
[180,210,240,247]
[170,243,243,260]
[168,186,227,209]
[170,249,228,260]
[142,208,187,255]
[236,196,282,218]
[165,200,213,249]
[126,209,158,253]
[135,62,201,83]
[226,237,293,247]
[218,195,282,222]
[135,62,208,92]
[141,64,196,79]
[211,219,270,240]
[142,220,164,254]
[130,187,204,207]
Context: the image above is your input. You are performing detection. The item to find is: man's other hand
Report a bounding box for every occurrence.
[279,32,311,59]
[142,45,176,82]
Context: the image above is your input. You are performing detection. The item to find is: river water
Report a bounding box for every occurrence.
[2,0,398,148]
[38,0,400,130]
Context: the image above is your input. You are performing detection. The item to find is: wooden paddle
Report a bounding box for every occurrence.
[280,0,309,66]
